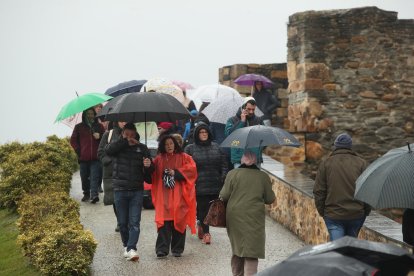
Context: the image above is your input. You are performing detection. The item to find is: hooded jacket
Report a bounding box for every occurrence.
[184,123,228,195]
[313,148,371,219]
[70,110,104,162]
[224,108,263,164]
[252,88,279,120]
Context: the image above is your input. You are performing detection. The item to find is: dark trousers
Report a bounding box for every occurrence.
[403,208,414,246]
[156,221,186,255]
[197,194,218,233]
[79,160,102,198]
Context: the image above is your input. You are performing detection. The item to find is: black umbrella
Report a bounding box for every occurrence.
[257,251,378,276]
[102,92,190,143]
[355,143,414,209]
[105,80,146,97]
[288,236,414,275]
[220,125,301,149]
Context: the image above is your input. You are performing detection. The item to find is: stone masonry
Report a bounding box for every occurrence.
[287,6,414,177]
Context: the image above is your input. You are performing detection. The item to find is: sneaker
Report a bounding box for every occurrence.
[81,195,90,202]
[90,197,99,204]
[202,233,211,245]
[126,249,139,261]
[197,225,204,240]
[123,247,128,258]
[172,252,182,257]
[115,225,120,232]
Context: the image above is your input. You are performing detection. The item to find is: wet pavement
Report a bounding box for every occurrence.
[70,171,305,276]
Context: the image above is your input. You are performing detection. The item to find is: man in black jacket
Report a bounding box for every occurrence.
[105,123,153,261]
[252,81,279,126]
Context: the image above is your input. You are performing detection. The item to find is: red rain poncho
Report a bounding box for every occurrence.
[151,152,197,234]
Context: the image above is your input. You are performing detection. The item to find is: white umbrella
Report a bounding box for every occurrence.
[187,84,241,110]
[140,77,172,92]
[202,94,264,124]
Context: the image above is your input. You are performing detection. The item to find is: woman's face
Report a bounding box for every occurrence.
[198,129,209,141]
[118,121,126,128]
[165,138,175,154]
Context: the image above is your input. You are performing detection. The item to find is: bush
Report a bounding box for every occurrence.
[0,136,77,209]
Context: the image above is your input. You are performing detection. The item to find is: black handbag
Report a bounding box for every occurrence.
[203,199,226,228]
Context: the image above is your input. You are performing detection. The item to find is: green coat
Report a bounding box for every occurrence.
[219,166,275,259]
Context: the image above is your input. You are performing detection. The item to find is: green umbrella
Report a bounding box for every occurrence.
[55,93,113,123]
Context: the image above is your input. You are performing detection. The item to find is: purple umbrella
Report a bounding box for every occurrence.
[234,73,274,88]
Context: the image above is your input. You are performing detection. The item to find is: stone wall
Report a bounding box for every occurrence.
[287,6,414,176]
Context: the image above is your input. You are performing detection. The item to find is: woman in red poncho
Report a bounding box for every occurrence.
[151,135,197,258]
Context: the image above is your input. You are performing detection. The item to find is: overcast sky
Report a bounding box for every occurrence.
[1,0,413,144]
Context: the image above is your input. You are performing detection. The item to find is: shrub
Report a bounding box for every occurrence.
[0,141,24,166]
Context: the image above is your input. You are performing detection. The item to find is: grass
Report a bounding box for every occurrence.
[0,209,40,276]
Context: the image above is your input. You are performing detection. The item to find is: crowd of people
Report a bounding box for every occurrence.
[68,81,412,276]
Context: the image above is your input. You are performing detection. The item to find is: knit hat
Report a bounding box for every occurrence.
[334,133,352,149]
[190,109,198,116]
[243,96,256,107]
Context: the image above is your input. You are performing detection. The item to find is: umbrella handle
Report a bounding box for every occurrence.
[408,142,411,152]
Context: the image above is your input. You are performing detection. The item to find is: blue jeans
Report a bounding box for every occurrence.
[114,190,143,251]
[324,216,366,241]
[79,160,102,198]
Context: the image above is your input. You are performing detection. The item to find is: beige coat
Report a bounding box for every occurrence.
[220,166,275,259]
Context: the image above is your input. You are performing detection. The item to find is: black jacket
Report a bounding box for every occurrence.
[184,123,228,195]
[97,126,122,179]
[105,136,152,191]
[253,89,279,120]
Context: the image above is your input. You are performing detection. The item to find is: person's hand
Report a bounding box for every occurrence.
[93,132,100,139]
[143,157,151,168]
[240,109,247,122]
[127,137,138,146]
[167,169,175,176]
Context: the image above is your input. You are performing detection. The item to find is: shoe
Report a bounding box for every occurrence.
[126,249,139,261]
[115,225,120,232]
[156,252,167,258]
[202,233,211,245]
[90,197,99,204]
[197,225,204,240]
[123,247,128,258]
[172,252,182,257]
[81,195,90,202]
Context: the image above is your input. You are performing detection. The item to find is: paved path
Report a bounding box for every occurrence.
[70,172,304,276]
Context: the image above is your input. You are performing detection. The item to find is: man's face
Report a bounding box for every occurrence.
[85,109,95,122]
[123,129,136,140]
[244,103,256,118]
[255,81,263,90]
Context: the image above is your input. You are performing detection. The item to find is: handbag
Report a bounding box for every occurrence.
[203,199,226,228]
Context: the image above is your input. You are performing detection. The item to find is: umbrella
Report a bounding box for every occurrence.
[103,92,190,143]
[140,77,172,92]
[234,73,274,88]
[171,80,193,91]
[257,251,378,276]
[288,236,414,275]
[55,92,112,123]
[355,143,414,209]
[220,125,301,149]
[105,80,146,97]
[153,84,185,104]
[61,112,82,128]
[186,84,241,104]
[202,94,263,124]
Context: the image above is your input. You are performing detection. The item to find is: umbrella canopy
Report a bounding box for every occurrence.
[355,143,414,209]
[257,251,378,276]
[234,73,274,88]
[187,84,241,104]
[171,80,193,91]
[103,92,190,123]
[220,125,301,149]
[288,236,414,275]
[153,84,185,104]
[140,77,172,92]
[55,92,112,123]
[105,80,146,97]
[202,94,263,124]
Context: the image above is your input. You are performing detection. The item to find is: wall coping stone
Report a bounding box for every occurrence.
[261,154,407,246]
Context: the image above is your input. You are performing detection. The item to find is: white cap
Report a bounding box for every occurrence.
[243,96,256,106]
